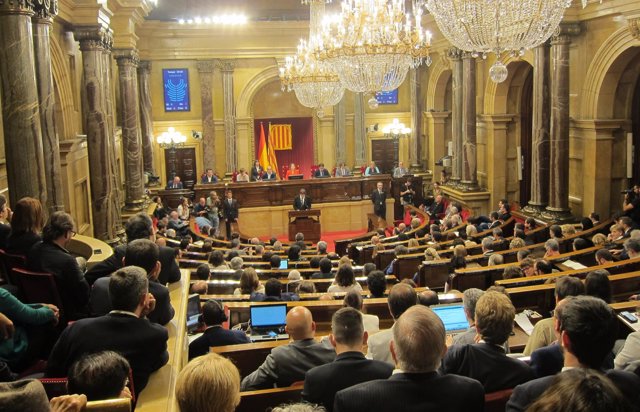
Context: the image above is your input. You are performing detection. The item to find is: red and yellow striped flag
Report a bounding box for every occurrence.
[267,124,280,179]
[269,124,293,150]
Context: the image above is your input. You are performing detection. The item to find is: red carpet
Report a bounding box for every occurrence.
[269,229,368,252]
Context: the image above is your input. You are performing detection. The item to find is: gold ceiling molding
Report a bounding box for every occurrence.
[629,17,640,40]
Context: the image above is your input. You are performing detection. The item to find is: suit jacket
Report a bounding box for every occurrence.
[364,167,380,176]
[0,223,11,250]
[393,167,408,178]
[333,371,485,412]
[166,182,183,189]
[201,175,218,184]
[335,167,351,177]
[46,313,169,393]
[314,168,330,178]
[240,338,336,391]
[27,241,90,320]
[84,244,181,286]
[263,171,277,181]
[530,343,563,378]
[371,190,387,213]
[367,326,394,365]
[441,343,534,392]
[303,351,393,412]
[90,277,175,325]
[506,369,640,412]
[250,166,262,181]
[615,331,640,370]
[427,201,444,216]
[188,326,250,360]
[222,198,239,220]
[293,196,312,211]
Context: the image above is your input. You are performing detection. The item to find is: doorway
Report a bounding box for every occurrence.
[371,139,397,174]
[165,147,197,189]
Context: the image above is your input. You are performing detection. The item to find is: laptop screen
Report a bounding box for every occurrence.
[279,258,289,270]
[431,304,468,332]
[251,304,287,328]
[186,294,200,329]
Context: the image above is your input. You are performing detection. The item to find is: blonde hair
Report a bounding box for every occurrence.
[561,224,577,237]
[175,353,240,412]
[338,255,352,268]
[424,247,440,261]
[475,291,515,345]
[592,233,607,246]
[453,244,467,258]
[408,238,419,248]
[509,237,526,249]
[239,267,260,294]
[466,225,478,237]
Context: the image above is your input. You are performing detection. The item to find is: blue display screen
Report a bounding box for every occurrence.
[163,68,190,112]
[376,89,399,104]
[251,304,287,328]
[431,305,468,332]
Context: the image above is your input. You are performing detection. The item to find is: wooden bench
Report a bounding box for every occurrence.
[236,386,302,412]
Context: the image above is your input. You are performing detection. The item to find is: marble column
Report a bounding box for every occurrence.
[542,24,580,221]
[32,0,64,212]
[218,60,237,173]
[448,47,463,186]
[409,68,422,171]
[460,53,479,190]
[0,1,48,205]
[138,60,155,176]
[101,31,123,239]
[334,96,346,165]
[74,26,120,244]
[197,60,216,171]
[523,43,551,215]
[354,92,367,169]
[115,49,145,211]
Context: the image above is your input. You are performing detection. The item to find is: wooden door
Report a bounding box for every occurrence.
[371,139,397,174]
[165,147,197,189]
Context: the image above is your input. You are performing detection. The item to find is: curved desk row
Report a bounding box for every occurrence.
[67,235,113,270]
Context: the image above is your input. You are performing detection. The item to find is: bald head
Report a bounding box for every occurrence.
[285,306,315,340]
[392,305,446,372]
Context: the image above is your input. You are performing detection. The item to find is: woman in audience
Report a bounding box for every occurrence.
[592,233,608,246]
[488,254,504,266]
[6,197,44,256]
[208,250,229,270]
[424,247,441,261]
[177,197,191,221]
[509,237,526,249]
[502,265,523,280]
[328,266,363,294]
[343,291,379,334]
[152,196,169,220]
[338,255,352,268]
[67,351,132,401]
[175,353,241,412]
[549,224,563,240]
[408,238,419,249]
[288,244,303,262]
[233,267,264,296]
[296,280,317,294]
[371,242,385,259]
[561,224,577,237]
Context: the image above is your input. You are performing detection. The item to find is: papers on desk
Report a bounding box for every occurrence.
[515,312,536,336]
[561,259,587,270]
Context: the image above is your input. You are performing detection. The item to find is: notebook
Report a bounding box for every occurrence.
[431,304,469,334]
[250,304,289,341]
[186,294,201,333]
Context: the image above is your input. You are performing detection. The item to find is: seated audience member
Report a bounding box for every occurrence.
[46,266,169,394]
[303,308,392,411]
[580,216,594,231]
[441,291,534,392]
[296,280,317,294]
[288,244,303,262]
[190,264,210,295]
[334,305,485,412]
[491,228,509,251]
[343,291,379,334]
[167,211,190,238]
[623,238,640,259]
[269,254,282,270]
[481,236,494,256]
[235,168,250,182]
[367,283,418,365]
[189,300,250,360]
[614,330,640,371]
[311,257,333,279]
[523,276,585,356]
[543,238,560,258]
[251,278,299,302]
[534,259,554,275]
[592,232,608,246]
[338,255,352,268]
[234,267,264,295]
[209,250,229,270]
[362,262,376,278]
[67,351,131,401]
[488,253,504,266]
[316,240,328,255]
[507,296,640,412]
[549,224,563,239]
[595,248,615,265]
[328,266,363,294]
[526,368,631,412]
[6,197,43,256]
[572,237,590,251]
[451,288,485,346]
[90,239,174,325]
[0,379,51,412]
[561,224,576,237]
[85,213,181,286]
[241,307,335,390]
[0,195,11,250]
[517,249,532,263]
[176,353,241,412]
[287,270,302,292]
[229,256,244,280]
[366,270,386,298]
[0,289,58,371]
[509,237,526,250]
[503,265,523,280]
[417,290,439,307]
[584,269,612,303]
[27,211,90,320]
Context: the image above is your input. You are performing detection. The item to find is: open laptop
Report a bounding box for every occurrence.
[250,304,289,342]
[431,304,469,335]
[186,294,201,334]
[288,174,304,180]
[279,258,289,270]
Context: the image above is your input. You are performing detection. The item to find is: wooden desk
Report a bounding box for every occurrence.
[288,209,321,242]
[67,235,113,270]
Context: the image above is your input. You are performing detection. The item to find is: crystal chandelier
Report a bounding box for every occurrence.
[383,118,411,138]
[314,0,431,107]
[279,0,344,118]
[423,0,595,83]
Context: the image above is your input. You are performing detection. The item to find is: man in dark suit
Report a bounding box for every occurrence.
[200,168,218,184]
[241,306,335,390]
[85,213,181,286]
[263,165,277,181]
[222,190,239,240]
[371,182,386,219]
[427,194,445,219]
[27,212,90,320]
[188,299,249,360]
[334,305,485,412]
[166,176,183,189]
[293,188,312,211]
[46,266,169,394]
[441,291,533,392]
[90,239,174,325]
[314,163,330,178]
[303,308,393,412]
[506,296,640,412]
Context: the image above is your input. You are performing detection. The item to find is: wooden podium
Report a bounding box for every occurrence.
[288,210,321,242]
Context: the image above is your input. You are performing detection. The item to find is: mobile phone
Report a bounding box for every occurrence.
[620,311,638,324]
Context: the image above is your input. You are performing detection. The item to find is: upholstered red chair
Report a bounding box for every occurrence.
[231,171,238,182]
[13,268,64,315]
[0,248,27,286]
[310,165,319,178]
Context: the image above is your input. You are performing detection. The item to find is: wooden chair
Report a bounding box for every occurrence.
[39,377,69,399]
[14,268,64,311]
[85,398,132,412]
[484,388,514,412]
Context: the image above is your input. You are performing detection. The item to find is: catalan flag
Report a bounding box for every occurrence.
[267,124,280,179]
[269,124,293,150]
